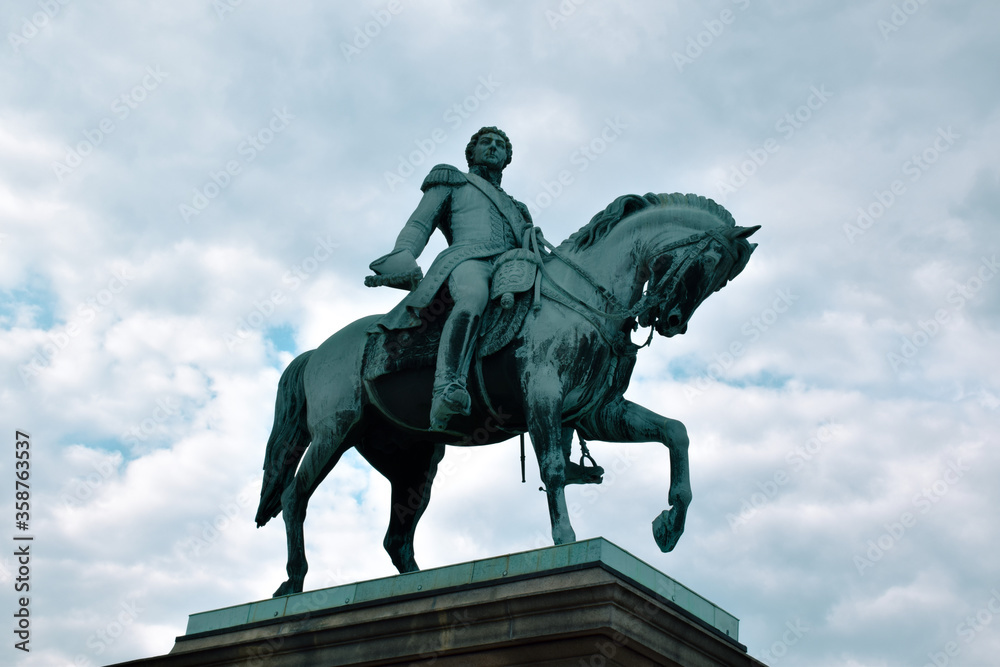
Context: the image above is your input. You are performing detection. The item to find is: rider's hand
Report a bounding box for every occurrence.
[366,249,423,291]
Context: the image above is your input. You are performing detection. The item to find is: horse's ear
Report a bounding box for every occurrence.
[728,225,761,240]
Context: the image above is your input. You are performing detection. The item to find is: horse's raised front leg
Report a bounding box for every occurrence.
[525,373,576,545]
[579,397,691,552]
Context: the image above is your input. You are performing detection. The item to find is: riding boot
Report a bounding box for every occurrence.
[429,309,480,431]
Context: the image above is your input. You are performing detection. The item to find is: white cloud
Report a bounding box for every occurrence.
[2,2,1000,665]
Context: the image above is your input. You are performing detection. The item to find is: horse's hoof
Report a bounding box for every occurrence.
[552,526,577,545]
[652,508,684,553]
[273,580,300,597]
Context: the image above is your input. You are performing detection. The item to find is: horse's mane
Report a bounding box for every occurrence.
[561,192,736,251]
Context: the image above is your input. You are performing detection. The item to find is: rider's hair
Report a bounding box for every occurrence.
[465,126,513,169]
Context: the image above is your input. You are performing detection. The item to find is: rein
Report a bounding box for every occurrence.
[526,227,728,351]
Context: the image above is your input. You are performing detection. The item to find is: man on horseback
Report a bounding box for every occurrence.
[366,126,533,431]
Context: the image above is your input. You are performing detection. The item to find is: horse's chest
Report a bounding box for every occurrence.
[527,332,617,408]
[562,348,619,413]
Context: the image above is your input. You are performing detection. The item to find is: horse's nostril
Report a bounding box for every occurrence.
[667,314,681,328]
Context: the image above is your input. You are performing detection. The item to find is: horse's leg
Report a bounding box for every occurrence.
[525,376,576,545]
[578,397,691,552]
[358,439,446,573]
[274,426,358,596]
[275,472,308,597]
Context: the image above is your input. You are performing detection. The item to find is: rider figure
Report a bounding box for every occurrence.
[367,127,533,431]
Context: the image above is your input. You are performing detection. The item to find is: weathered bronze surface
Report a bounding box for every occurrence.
[256,129,758,597]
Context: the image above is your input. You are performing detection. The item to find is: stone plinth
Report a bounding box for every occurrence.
[109,538,767,666]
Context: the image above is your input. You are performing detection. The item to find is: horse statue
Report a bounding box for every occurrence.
[256,192,758,596]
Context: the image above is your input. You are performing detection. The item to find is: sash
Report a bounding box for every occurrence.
[463,170,528,242]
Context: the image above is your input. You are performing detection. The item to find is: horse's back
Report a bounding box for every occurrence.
[302,314,381,429]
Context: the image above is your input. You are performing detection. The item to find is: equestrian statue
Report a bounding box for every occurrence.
[256,126,759,597]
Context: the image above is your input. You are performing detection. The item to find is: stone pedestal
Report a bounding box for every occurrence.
[110,538,767,666]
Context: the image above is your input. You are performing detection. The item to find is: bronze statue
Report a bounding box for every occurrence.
[256,129,759,597]
[366,127,532,431]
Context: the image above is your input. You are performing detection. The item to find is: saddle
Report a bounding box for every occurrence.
[361,252,607,484]
[361,250,541,434]
[364,248,539,380]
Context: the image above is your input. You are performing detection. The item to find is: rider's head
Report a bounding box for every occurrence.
[466,126,513,171]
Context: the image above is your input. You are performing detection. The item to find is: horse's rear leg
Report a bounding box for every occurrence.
[274,479,308,597]
[274,427,358,597]
[358,440,446,573]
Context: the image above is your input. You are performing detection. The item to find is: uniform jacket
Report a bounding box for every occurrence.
[372,163,533,332]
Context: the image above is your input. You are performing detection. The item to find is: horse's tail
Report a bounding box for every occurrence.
[255,350,314,527]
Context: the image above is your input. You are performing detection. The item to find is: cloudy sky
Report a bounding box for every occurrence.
[2,1,998,665]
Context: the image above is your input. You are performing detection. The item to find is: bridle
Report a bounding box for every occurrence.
[527,226,735,353]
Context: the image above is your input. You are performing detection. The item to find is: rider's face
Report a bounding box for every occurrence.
[471,133,507,170]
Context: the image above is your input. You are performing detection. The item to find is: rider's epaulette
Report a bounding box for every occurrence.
[420,164,467,192]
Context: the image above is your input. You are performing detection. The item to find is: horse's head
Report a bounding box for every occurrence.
[558,192,758,338]
[636,224,759,337]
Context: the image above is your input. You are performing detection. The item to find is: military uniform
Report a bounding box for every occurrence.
[371,163,532,331]
[369,163,533,429]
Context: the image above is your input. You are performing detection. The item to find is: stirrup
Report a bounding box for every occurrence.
[566,435,604,485]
